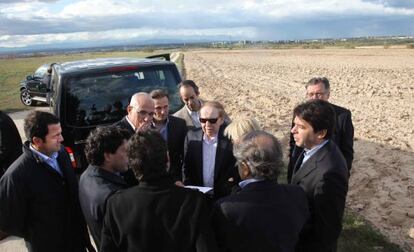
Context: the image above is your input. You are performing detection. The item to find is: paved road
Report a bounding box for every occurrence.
[0,106,49,252]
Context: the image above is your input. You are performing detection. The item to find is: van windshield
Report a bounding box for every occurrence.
[64,65,181,127]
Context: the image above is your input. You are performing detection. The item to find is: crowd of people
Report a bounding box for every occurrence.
[0,77,354,252]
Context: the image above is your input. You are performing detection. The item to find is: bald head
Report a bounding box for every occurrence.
[127,92,155,132]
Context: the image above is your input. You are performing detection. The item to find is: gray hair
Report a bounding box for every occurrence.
[233,130,283,180]
[305,76,330,91]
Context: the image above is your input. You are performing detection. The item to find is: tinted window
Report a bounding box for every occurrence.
[64,66,181,126]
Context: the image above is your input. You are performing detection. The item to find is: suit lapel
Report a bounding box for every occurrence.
[195,131,204,184]
[214,136,227,180]
[291,142,330,184]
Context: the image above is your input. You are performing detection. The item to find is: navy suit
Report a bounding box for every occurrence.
[212,180,309,252]
[290,140,349,252]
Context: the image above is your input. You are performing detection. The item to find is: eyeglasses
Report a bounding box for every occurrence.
[199,118,219,124]
[131,106,155,117]
[306,92,327,98]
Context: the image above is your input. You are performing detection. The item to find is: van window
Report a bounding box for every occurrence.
[64,66,181,126]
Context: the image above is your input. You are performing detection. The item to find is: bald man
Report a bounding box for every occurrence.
[113,92,155,185]
[113,92,155,134]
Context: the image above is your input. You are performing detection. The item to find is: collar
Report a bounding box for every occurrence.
[29,144,59,161]
[153,116,169,129]
[185,100,202,115]
[304,139,329,158]
[238,178,264,188]
[203,133,218,144]
[125,116,136,131]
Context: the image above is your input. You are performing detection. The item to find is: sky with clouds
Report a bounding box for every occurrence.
[0,0,413,50]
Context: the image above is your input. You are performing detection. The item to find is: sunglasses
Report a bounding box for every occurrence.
[199,118,219,124]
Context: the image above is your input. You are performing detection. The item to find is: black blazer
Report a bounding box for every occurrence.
[100,177,218,252]
[79,165,129,249]
[212,180,309,252]
[288,103,354,182]
[166,116,187,181]
[0,110,22,177]
[182,126,238,199]
[113,116,134,135]
[0,142,89,252]
[290,141,349,252]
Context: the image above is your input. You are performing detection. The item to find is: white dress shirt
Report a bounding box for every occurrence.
[202,134,218,188]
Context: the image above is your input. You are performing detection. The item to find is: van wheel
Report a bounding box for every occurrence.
[20,89,36,106]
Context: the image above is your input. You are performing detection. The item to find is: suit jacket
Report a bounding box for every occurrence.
[182,126,238,199]
[166,116,187,181]
[100,176,218,252]
[173,105,201,131]
[290,140,349,252]
[0,110,22,177]
[112,116,139,186]
[212,180,309,252]
[0,142,89,252]
[79,165,129,249]
[288,103,354,182]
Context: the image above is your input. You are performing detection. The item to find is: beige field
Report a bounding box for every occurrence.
[183,48,414,250]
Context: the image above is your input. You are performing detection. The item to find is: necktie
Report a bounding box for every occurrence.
[293,151,305,174]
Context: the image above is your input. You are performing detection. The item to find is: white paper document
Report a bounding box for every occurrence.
[185,186,213,194]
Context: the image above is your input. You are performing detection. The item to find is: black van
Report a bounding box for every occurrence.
[49,56,182,172]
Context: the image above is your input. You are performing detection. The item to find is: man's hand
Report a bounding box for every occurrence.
[175,181,185,187]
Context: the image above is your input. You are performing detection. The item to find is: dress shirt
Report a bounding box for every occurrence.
[238,178,264,188]
[302,139,329,168]
[30,144,62,176]
[154,118,169,142]
[202,134,218,188]
[185,106,201,128]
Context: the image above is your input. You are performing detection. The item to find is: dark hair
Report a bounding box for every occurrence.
[178,80,199,95]
[306,76,330,91]
[84,126,131,166]
[128,130,168,181]
[293,100,335,139]
[150,89,169,100]
[233,130,283,180]
[24,111,60,142]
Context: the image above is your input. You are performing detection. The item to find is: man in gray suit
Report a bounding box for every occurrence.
[290,100,349,252]
[173,80,203,130]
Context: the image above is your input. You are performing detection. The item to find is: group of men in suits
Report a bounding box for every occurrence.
[0,75,354,251]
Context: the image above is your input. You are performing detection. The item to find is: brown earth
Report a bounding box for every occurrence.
[183,48,414,251]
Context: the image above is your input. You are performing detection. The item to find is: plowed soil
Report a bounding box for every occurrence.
[184,48,414,251]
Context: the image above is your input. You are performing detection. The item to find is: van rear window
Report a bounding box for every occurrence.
[64,66,181,126]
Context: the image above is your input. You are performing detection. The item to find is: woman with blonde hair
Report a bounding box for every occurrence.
[224,118,261,143]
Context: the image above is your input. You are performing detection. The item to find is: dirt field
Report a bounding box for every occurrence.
[183,48,414,250]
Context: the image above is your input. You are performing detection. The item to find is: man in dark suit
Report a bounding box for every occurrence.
[79,126,131,249]
[113,92,155,186]
[150,89,187,183]
[0,111,93,252]
[288,77,354,182]
[212,130,309,252]
[100,130,218,252]
[173,79,204,130]
[0,110,22,178]
[290,100,349,252]
[183,101,238,199]
[113,92,155,134]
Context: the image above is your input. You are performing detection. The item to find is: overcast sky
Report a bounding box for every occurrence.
[0,0,413,50]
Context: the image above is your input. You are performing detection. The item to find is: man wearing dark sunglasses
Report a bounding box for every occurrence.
[182,101,238,199]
